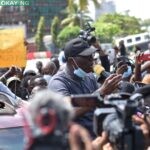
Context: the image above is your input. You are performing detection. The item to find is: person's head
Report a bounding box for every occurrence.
[30,85,47,99]
[6,76,21,96]
[29,75,47,94]
[114,45,119,54]
[42,61,57,76]
[119,81,135,94]
[23,90,73,150]
[51,57,60,71]
[64,38,97,76]
[23,70,36,77]
[135,45,141,53]
[119,40,124,46]
[36,61,43,74]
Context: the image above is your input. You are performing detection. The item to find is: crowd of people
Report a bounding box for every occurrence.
[0,36,150,150]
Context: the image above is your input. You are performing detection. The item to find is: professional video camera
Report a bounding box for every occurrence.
[93,93,145,150]
[71,93,146,150]
[79,23,96,45]
[23,90,73,150]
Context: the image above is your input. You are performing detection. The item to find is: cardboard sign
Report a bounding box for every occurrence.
[0,28,27,68]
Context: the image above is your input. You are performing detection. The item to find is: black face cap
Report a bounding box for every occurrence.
[64,38,97,60]
[64,38,89,60]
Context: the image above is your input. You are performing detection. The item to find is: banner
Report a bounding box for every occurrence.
[0,28,27,68]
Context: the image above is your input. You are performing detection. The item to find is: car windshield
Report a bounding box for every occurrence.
[0,127,24,150]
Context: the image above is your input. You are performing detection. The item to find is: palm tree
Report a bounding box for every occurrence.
[61,0,101,28]
[61,3,93,27]
[77,0,101,27]
[77,0,100,12]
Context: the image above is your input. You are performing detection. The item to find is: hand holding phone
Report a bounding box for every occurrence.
[138,53,150,62]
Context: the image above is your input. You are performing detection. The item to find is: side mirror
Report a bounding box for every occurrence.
[0,101,16,115]
[0,92,17,115]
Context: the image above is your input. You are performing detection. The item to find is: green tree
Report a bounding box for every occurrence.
[51,16,60,47]
[35,16,45,51]
[94,22,121,42]
[98,13,142,36]
[57,26,80,47]
[61,3,92,27]
[62,0,100,28]
[93,13,142,42]
[141,19,150,32]
[141,19,150,27]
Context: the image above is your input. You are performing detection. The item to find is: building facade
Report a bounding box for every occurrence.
[0,0,67,37]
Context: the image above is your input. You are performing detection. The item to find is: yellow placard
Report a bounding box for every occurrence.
[0,28,27,68]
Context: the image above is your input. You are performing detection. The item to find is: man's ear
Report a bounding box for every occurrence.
[68,57,74,65]
[68,57,77,69]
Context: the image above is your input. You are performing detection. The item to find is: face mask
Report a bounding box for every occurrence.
[74,68,87,79]
[43,75,52,84]
[122,66,132,78]
[71,58,87,79]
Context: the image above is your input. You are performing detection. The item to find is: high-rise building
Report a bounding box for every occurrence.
[88,0,116,21]
[27,0,67,35]
[0,0,67,37]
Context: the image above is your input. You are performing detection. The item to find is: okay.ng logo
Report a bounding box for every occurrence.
[0,0,30,6]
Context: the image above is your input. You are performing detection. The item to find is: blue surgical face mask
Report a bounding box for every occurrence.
[74,68,87,78]
[43,74,52,84]
[122,66,132,78]
[72,58,87,78]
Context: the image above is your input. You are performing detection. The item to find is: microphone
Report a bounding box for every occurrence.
[93,64,110,81]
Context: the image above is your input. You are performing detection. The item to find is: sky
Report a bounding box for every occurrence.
[113,0,150,20]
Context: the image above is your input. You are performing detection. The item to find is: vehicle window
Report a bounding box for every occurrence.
[135,37,141,41]
[127,39,132,43]
[144,35,150,40]
[0,127,24,150]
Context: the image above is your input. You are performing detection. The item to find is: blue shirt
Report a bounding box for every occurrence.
[48,68,99,138]
[0,82,20,106]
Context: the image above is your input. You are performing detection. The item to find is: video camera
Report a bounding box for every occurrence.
[94,93,146,150]
[78,23,96,45]
[71,93,146,150]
